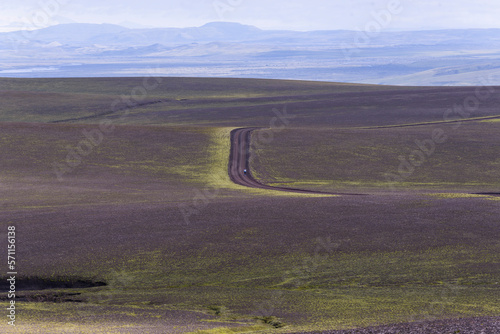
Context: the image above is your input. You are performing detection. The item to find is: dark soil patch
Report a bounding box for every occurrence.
[0,276,106,291]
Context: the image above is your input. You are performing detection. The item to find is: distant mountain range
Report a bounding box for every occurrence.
[1,22,500,85]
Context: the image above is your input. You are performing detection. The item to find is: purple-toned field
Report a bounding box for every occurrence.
[0,77,499,333]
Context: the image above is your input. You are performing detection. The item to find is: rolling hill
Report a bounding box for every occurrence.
[0,77,499,333]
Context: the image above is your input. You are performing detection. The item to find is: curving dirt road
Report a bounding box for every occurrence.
[228,128,366,196]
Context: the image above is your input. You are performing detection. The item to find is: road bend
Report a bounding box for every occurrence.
[228,128,366,196]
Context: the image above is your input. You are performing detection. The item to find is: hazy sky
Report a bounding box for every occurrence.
[2,0,500,31]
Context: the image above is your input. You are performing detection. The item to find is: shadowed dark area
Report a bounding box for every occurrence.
[0,276,106,291]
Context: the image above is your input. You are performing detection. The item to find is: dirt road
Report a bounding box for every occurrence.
[228,128,366,195]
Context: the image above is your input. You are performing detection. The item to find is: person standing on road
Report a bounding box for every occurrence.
[243,169,247,175]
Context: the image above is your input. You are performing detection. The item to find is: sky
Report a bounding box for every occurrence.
[1,0,500,32]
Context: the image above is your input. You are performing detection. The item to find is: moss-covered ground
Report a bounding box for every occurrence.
[0,77,498,333]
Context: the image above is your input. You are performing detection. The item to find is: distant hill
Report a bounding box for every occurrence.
[6,22,500,47]
[2,23,129,45]
[1,22,500,85]
[2,22,264,46]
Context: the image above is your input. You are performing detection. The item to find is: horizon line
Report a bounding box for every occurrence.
[2,21,500,34]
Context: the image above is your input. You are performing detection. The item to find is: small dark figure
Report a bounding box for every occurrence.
[243,169,247,175]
